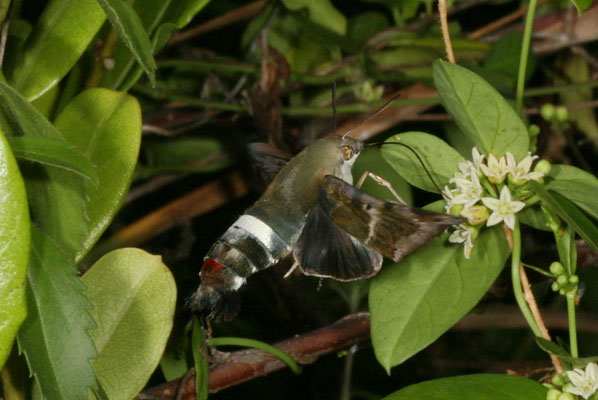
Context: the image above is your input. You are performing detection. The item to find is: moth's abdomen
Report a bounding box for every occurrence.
[189,215,290,321]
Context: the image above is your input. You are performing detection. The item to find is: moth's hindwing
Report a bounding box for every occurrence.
[293,194,383,281]
[320,175,464,262]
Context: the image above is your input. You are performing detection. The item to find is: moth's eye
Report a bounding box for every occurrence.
[342,146,354,160]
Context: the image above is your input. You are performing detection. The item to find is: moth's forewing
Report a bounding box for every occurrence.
[293,198,383,281]
[320,175,464,262]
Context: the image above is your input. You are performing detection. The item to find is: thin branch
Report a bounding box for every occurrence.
[438,0,456,63]
[467,0,547,40]
[168,0,267,46]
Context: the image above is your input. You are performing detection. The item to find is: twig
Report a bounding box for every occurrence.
[468,0,547,39]
[0,21,9,67]
[168,0,267,46]
[438,0,456,63]
[137,313,371,399]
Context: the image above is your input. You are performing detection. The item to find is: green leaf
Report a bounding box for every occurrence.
[0,82,90,261]
[82,248,176,400]
[370,224,509,372]
[0,128,30,370]
[382,132,465,193]
[530,181,598,250]
[192,318,209,400]
[485,32,536,83]
[8,136,99,185]
[570,0,594,13]
[518,206,551,231]
[96,0,157,86]
[547,164,598,220]
[535,337,598,369]
[165,0,212,29]
[102,0,211,89]
[9,0,105,101]
[433,59,530,160]
[53,88,142,262]
[17,226,101,399]
[382,374,547,400]
[282,0,347,35]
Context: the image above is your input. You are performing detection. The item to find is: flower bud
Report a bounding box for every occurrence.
[557,275,568,286]
[534,159,551,175]
[549,262,564,276]
[449,203,464,216]
[551,373,566,386]
[461,205,489,226]
[551,281,560,292]
[555,106,569,123]
[557,392,575,400]
[569,275,579,284]
[547,389,561,400]
[541,103,556,121]
[529,124,540,138]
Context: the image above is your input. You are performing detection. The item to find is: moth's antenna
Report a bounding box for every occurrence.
[332,82,337,130]
[370,141,444,194]
[342,92,401,140]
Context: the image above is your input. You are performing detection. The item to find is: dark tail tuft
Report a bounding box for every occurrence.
[187,285,241,322]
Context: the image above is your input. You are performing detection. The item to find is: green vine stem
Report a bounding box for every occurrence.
[510,220,543,337]
[515,0,539,113]
[567,294,579,358]
[208,337,303,375]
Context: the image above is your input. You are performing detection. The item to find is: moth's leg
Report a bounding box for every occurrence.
[355,171,407,204]
[283,261,299,279]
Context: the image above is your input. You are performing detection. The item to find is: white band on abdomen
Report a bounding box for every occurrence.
[232,215,287,255]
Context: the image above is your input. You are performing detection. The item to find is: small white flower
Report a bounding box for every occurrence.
[481,186,525,230]
[451,174,483,208]
[506,152,544,183]
[565,362,598,399]
[471,147,485,170]
[449,224,474,258]
[480,154,508,183]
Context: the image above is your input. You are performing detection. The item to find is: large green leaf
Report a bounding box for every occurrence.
[9,0,105,101]
[8,136,99,185]
[547,164,598,220]
[96,0,157,86]
[0,82,89,261]
[82,248,176,400]
[383,374,547,400]
[0,128,30,370]
[53,88,142,262]
[17,227,100,399]
[433,59,529,160]
[382,132,465,193]
[370,224,509,372]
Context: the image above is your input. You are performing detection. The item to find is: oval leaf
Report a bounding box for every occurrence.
[82,248,177,400]
[8,136,99,185]
[9,0,105,100]
[433,59,529,160]
[0,128,30,369]
[54,88,142,262]
[547,164,598,220]
[383,374,547,400]
[97,0,157,86]
[370,224,509,372]
[17,227,100,399]
[382,132,465,193]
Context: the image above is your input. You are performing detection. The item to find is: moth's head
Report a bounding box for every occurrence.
[322,135,363,168]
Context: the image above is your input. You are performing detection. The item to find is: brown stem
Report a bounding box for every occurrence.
[168,0,267,46]
[438,0,456,63]
[136,313,371,399]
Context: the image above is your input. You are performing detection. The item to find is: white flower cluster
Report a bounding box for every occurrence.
[565,362,598,399]
[444,147,544,258]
